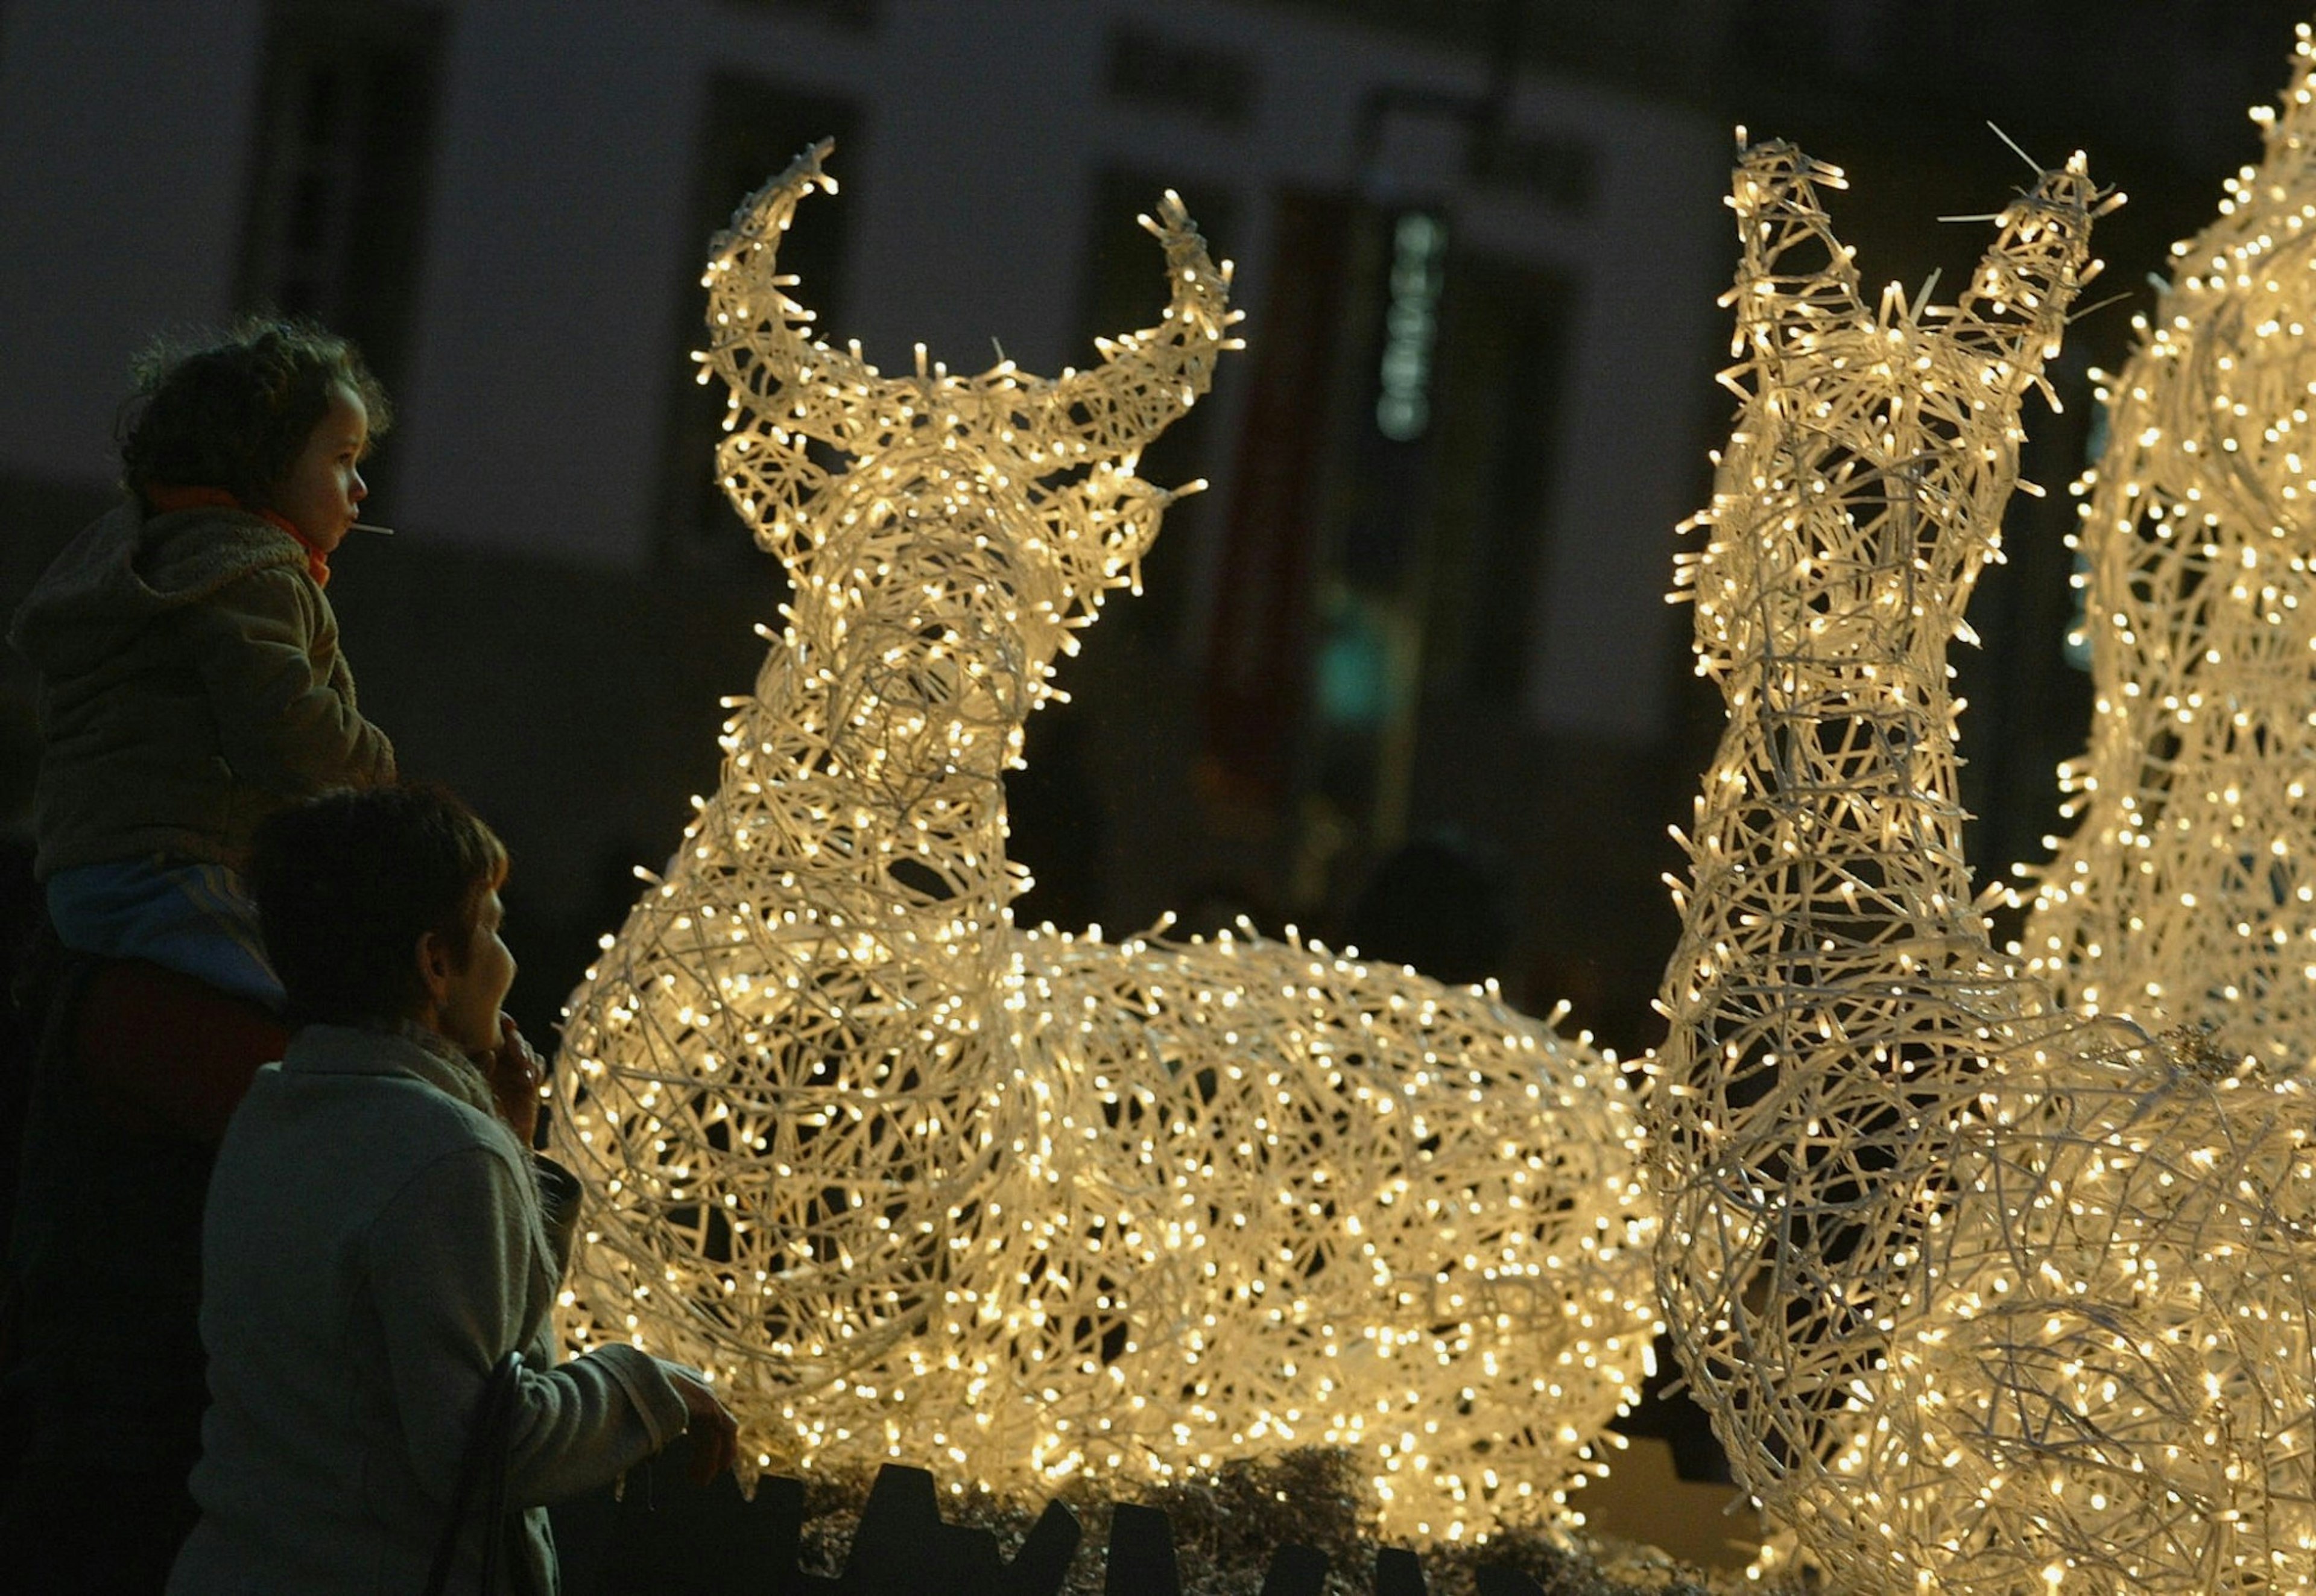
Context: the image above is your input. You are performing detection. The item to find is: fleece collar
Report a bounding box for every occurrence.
[282,1021,501,1124]
[146,484,330,587]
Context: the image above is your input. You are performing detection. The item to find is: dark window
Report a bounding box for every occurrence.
[1200,191,1356,817]
[238,0,446,456]
[1074,169,1241,642]
[661,75,861,567]
[1420,255,1575,705]
[1104,24,1258,127]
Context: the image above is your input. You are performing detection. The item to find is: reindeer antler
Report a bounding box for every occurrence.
[698,144,1241,574]
[1013,191,1239,463]
[695,141,859,557]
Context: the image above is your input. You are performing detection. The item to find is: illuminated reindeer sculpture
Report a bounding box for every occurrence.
[2017,21,2316,1068]
[554,144,1656,1538]
[1655,141,2316,1593]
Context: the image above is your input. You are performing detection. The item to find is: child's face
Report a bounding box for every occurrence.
[270,382,370,551]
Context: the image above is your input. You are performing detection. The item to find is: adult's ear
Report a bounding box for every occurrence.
[414,928,457,1016]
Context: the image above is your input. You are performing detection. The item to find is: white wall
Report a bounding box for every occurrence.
[0,0,1726,742]
[0,0,266,483]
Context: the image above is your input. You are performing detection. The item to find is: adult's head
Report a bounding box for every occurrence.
[249,785,512,1049]
[116,317,391,522]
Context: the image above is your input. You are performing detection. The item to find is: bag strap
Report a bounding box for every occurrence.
[423,1349,525,1596]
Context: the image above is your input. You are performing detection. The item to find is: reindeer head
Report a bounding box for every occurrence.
[693,142,1239,705]
[1680,141,2108,689]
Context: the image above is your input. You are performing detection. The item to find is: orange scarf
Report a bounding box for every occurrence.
[145,484,330,588]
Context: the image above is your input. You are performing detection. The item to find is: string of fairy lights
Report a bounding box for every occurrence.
[551,140,1659,1542]
[1652,118,2316,1595]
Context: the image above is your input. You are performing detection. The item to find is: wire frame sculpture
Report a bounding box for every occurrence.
[552,142,1658,1541]
[1653,140,2316,1594]
[2013,21,2316,1068]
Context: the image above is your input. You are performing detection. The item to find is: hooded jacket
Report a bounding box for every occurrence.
[10,498,396,879]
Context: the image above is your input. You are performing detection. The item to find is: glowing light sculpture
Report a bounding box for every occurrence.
[554,142,1657,1541]
[2014,22,2316,1068]
[1655,139,2316,1593]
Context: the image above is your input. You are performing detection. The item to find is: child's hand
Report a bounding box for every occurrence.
[482,1013,544,1146]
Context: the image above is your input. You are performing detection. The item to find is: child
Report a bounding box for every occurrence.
[8,318,398,1008]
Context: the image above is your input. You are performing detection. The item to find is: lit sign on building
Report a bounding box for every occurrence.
[1375,211,1446,442]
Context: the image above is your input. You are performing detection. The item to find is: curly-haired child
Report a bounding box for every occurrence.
[9,318,399,1009]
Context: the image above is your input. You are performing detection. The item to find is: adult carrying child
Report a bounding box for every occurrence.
[0,318,399,1592]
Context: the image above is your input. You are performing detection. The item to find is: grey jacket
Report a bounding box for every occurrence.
[168,1026,690,1596]
[10,498,396,879]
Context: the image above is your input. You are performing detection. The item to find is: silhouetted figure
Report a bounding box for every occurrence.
[0,957,286,1593]
[1,320,400,1590]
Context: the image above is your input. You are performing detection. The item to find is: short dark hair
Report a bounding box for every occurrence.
[117,317,393,504]
[249,785,507,1028]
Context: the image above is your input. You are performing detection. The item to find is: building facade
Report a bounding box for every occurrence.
[0,0,1728,1042]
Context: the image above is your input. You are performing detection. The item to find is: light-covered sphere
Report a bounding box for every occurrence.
[551,142,1658,1541]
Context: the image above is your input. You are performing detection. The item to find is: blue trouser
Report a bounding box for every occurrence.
[45,856,285,1010]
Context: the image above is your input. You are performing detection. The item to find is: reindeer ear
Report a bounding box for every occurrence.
[1724,140,1867,359]
[1951,150,2109,376]
[1719,138,2101,426]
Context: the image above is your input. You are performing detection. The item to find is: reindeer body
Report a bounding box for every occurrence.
[2019,25,2316,1068]
[1656,143,2316,1594]
[554,144,1656,1537]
